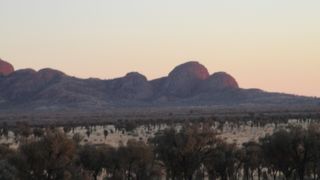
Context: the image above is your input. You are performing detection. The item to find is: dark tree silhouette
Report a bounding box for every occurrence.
[151,125,217,180]
[0,160,17,180]
[117,139,154,180]
[241,141,264,180]
[78,144,111,180]
[10,129,76,180]
[204,141,240,180]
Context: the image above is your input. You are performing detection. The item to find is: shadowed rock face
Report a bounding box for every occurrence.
[0,59,14,76]
[164,61,210,97]
[37,68,65,82]
[109,72,153,100]
[0,59,319,110]
[199,72,239,92]
[0,68,65,101]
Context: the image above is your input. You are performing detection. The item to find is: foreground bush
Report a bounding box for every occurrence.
[1,123,320,179]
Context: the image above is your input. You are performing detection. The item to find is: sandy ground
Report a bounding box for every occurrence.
[0,119,311,149]
[0,119,313,180]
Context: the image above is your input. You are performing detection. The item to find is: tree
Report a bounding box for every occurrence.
[78,144,115,180]
[33,128,44,139]
[86,130,91,138]
[72,133,84,146]
[0,160,17,180]
[104,130,109,140]
[241,141,264,180]
[78,145,101,180]
[1,122,9,140]
[10,129,76,180]
[260,129,297,179]
[0,145,14,160]
[117,139,154,180]
[204,141,240,180]
[288,125,310,180]
[0,145,17,180]
[16,122,32,138]
[307,124,320,180]
[151,125,217,180]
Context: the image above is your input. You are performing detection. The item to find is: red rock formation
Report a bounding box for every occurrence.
[37,68,65,82]
[111,72,153,100]
[0,59,14,76]
[0,60,317,111]
[199,72,239,92]
[0,68,65,100]
[164,61,209,97]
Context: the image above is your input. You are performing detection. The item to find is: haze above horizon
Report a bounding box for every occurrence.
[1,0,320,97]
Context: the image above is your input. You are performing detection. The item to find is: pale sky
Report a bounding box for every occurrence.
[0,0,320,97]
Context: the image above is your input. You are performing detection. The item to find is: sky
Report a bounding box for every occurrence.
[0,0,320,97]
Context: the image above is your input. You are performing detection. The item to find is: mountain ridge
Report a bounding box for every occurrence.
[0,59,319,111]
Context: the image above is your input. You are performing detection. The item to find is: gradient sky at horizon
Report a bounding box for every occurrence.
[1,0,320,97]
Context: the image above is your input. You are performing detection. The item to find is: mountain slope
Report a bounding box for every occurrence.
[0,59,318,111]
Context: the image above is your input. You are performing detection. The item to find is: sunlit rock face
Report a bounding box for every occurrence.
[164,61,210,97]
[199,72,239,92]
[0,59,14,76]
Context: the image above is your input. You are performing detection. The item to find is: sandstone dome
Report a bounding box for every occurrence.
[164,61,210,97]
[124,72,148,82]
[199,72,239,91]
[37,68,65,81]
[112,72,153,100]
[0,59,14,76]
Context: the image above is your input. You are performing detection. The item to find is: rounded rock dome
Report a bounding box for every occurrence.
[200,71,239,91]
[164,61,210,97]
[0,59,14,76]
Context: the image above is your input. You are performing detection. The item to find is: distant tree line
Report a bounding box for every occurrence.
[2,122,320,179]
[1,110,320,130]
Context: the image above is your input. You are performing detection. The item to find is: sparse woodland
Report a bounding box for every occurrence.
[1,113,320,180]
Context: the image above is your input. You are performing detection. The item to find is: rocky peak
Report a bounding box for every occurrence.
[37,68,65,81]
[164,61,210,97]
[168,61,209,80]
[0,59,14,76]
[199,71,239,92]
[124,72,148,81]
[11,69,37,76]
[110,72,153,100]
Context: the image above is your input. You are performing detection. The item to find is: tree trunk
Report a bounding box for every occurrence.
[244,168,249,180]
[221,174,227,180]
[128,165,132,180]
[296,164,305,180]
[208,173,215,180]
[285,173,291,180]
[250,170,254,180]
[94,173,98,180]
[313,165,317,180]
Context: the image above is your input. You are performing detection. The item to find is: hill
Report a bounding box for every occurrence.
[0,59,319,111]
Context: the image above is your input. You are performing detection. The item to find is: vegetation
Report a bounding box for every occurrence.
[1,111,320,179]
